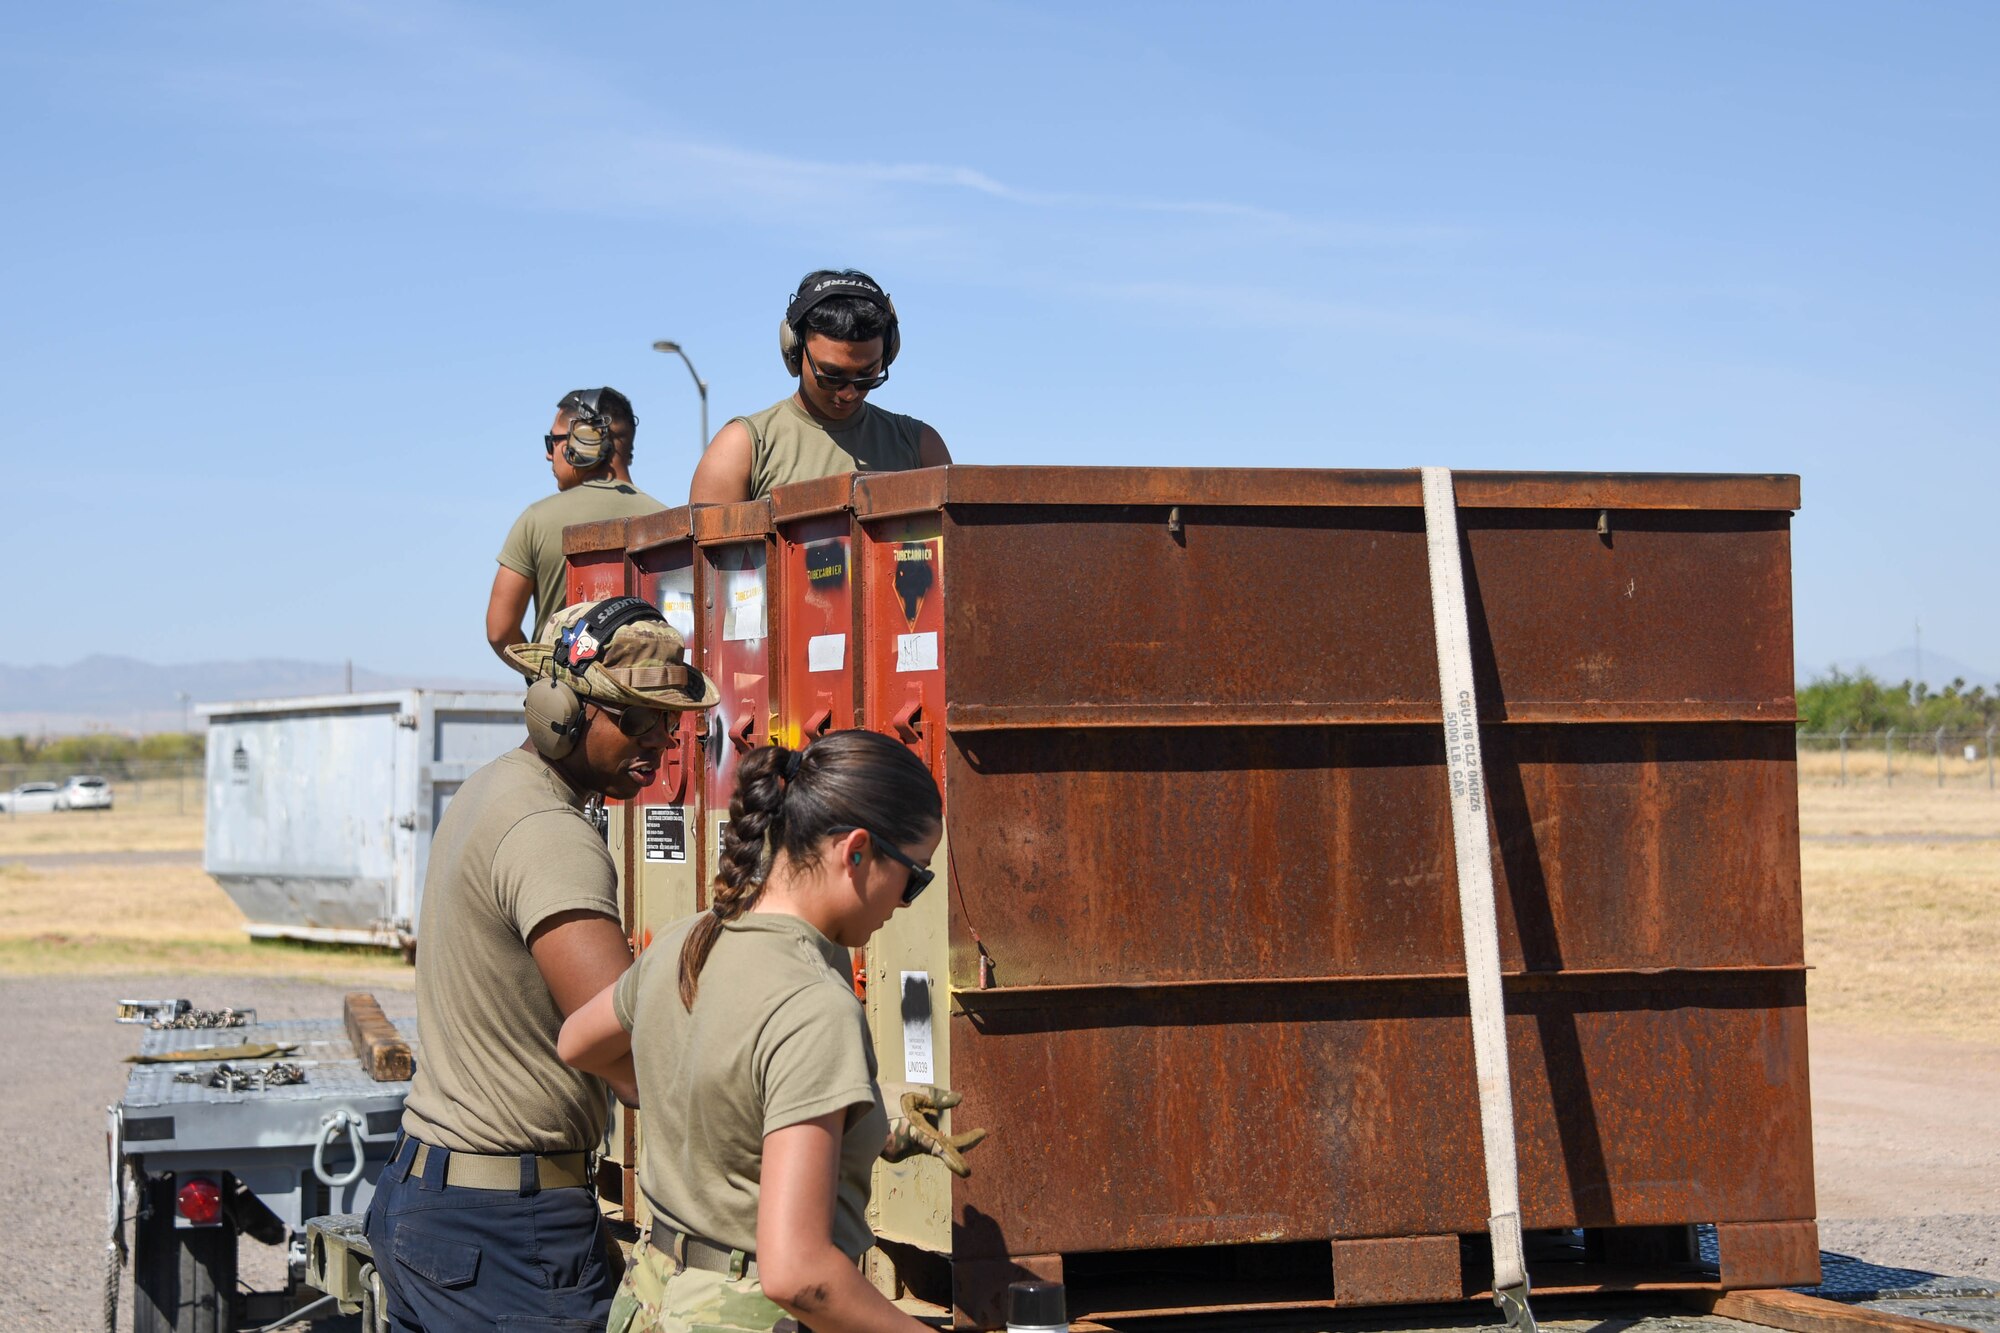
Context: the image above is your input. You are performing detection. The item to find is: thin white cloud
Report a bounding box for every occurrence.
[147,0,1463,251]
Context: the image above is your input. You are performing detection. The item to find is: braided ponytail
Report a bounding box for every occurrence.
[676,731,941,1009]
[678,744,792,1010]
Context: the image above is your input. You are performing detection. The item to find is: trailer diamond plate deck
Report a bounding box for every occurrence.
[120,1017,416,1156]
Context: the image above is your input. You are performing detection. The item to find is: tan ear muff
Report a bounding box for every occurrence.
[525,677,584,759]
[779,317,804,376]
[563,419,614,469]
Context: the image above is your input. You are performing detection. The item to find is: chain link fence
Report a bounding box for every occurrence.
[1797,729,1999,788]
[0,758,205,814]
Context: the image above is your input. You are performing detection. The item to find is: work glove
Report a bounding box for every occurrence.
[879,1082,988,1179]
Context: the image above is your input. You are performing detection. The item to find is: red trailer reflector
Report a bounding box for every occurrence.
[176,1176,223,1226]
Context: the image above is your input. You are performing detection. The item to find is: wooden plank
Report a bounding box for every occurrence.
[1694,1288,1977,1333]
[343,991,413,1082]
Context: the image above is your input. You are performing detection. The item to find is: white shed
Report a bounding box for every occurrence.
[201,690,524,949]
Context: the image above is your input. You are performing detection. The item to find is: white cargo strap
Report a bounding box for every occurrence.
[1420,467,1537,1333]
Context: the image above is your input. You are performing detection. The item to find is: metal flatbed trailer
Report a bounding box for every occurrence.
[110,1008,412,1333]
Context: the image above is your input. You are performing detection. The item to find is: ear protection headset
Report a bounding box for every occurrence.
[554,387,627,469]
[525,596,667,759]
[779,271,900,377]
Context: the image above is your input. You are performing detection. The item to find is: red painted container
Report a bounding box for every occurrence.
[691,500,779,892]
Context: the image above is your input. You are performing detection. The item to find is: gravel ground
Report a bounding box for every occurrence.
[5,977,1995,1332]
[0,975,410,1333]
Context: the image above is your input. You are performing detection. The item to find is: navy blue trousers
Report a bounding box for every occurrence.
[365,1135,621,1333]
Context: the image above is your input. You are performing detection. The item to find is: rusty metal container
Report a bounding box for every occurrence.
[576,467,1816,1328]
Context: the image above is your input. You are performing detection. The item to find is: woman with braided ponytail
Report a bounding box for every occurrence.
[560,730,982,1333]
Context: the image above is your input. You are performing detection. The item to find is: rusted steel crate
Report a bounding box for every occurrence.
[572,467,1815,1328]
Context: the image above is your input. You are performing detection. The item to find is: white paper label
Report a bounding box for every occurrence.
[723,572,766,642]
[900,971,934,1082]
[807,634,846,673]
[895,632,938,673]
[657,589,695,643]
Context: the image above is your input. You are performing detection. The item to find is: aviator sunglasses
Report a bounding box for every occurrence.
[828,826,933,905]
[590,699,668,739]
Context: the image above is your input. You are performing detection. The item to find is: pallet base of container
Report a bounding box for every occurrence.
[931,1220,1824,1330]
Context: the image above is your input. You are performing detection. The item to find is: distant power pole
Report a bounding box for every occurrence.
[1913,617,1923,690]
[344,659,354,693]
[175,691,191,815]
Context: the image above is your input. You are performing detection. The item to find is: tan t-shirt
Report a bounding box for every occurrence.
[736,397,926,501]
[401,748,621,1154]
[498,477,665,639]
[614,911,887,1259]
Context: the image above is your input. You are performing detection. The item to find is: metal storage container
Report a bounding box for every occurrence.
[580,466,1813,1328]
[201,690,525,948]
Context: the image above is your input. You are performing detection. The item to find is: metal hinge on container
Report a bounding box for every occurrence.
[397,814,418,830]
[397,714,418,729]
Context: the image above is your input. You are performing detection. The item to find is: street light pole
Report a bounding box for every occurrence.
[651,340,710,453]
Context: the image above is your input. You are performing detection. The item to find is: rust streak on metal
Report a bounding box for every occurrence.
[691,496,776,543]
[946,701,1800,728]
[769,472,858,521]
[626,506,693,553]
[561,517,634,557]
[853,466,1801,514]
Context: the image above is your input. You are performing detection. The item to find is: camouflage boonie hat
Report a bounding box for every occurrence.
[504,598,719,711]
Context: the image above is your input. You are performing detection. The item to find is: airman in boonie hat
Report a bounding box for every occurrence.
[505,596,719,711]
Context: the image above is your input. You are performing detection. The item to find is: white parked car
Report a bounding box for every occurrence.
[57,775,113,811]
[0,782,62,814]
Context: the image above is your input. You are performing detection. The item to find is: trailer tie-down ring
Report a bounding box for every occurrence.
[313,1110,367,1189]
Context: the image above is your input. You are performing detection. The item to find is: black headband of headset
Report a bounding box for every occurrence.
[785,273,893,331]
[557,387,638,433]
[555,596,664,674]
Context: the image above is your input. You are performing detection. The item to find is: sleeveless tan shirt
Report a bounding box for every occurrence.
[735,396,926,499]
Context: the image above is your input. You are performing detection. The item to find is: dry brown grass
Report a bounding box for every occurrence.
[0,860,410,986]
[0,804,203,857]
[1799,783,2000,1044]
[1797,744,1997,791]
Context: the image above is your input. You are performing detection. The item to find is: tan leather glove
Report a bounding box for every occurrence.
[879,1083,989,1178]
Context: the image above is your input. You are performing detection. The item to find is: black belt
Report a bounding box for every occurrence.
[648,1222,758,1280]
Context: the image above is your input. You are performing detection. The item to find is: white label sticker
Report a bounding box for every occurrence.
[657,589,695,644]
[900,971,934,1082]
[807,634,846,673]
[723,572,766,642]
[895,632,938,673]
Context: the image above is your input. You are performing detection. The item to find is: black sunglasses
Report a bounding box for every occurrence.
[829,826,932,905]
[802,343,889,394]
[590,699,668,739]
[545,425,613,455]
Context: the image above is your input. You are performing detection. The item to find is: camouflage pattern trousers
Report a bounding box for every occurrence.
[608,1242,801,1333]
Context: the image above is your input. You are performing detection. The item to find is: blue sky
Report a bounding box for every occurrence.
[4,1,1994,686]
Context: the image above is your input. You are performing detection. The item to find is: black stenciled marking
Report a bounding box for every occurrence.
[900,973,931,1027]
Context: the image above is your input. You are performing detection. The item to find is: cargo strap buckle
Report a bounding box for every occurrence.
[1496,1280,1537,1333]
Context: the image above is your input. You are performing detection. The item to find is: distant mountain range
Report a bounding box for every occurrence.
[0,655,517,735]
